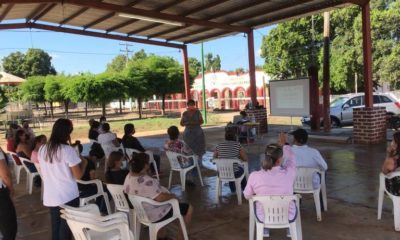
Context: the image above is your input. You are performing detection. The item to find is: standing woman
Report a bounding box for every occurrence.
[0,147,17,240]
[180,99,206,164]
[38,119,87,240]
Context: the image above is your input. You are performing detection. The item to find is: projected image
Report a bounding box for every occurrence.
[276,86,304,109]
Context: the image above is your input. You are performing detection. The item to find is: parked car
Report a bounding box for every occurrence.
[301,92,400,127]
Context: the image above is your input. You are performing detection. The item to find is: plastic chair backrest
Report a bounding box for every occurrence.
[252,195,297,226]
[165,151,184,170]
[9,152,22,165]
[214,158,242,180]
[102,144,117,159]
[125,148,141,161]
[294,167,322,191]
[62,204,101,217]
[61,214,89,240]
[127,194,154,224]
[233,115,241,124]
[381,171,400,197]
[19,157,37,173]
[107,184,130,212]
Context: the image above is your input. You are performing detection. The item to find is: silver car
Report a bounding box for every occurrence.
[302,93,400,127]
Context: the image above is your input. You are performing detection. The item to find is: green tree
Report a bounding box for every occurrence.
[19,76,47,114]
[205,53,221,72]
[106,54,127,73]
[44,75,65,118]
[235,67,246,74]
[188,57,201,76]
[62,74,95,117]
[93,73,126,116]
[143,56,186,115]
[132,49,147,61]
[2,52,25,78]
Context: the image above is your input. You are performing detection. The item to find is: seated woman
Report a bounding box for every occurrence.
[124,153,192,240]
[6,123,21,152]
[88,121,100,142]
[122,123,161,175]
[97,123,119,147]
[15,129,32,159]
[105,151,129,185]
[243,133,296,237]
[214,129,248,192]
[31,135,47,164]
[164,126,194,168]
[382,131,400,196]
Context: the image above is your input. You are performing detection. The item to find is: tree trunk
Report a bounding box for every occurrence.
[50,102,54,118]
[161,94,166,116]
[64,100,69,118]
[85,102,88,118]
[102,103,106,116]
[43,102,48,116]
[119,99,123,114]
[138,98,142,119]
[35,103,39,110]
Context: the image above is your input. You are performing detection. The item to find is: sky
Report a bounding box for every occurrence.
[0,25,273,75]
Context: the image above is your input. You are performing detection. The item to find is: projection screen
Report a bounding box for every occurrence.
[269,79,310,116]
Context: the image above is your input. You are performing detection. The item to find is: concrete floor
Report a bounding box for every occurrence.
[9,125,400,240]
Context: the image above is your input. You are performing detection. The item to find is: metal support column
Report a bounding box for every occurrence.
[247,30,257,106]
[182,45,191,100]
[361,2,373,107]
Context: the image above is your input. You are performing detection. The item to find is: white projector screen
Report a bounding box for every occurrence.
[269,79,310,116]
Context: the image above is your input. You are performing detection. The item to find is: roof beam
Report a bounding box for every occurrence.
[0,22,184,48]
[163,0,269,41]
[26,3,47,22]
[83,12,114,29]
[59,7,89,25]
[185,30,232,44]
[148,0,231,39]
[0,4,14,22]
[346,0,369,6]
[127,23,160,36]
[31,3,57,22]
[6,0,249,32]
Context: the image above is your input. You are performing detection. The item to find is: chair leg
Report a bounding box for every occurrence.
[133,212,141,240]
[29,176,33,194]
[378,177,385,220]
[235,181,242,205]
[313,190,322,221]
[255,223,264,240]
[289,222,298,240]
[178,216,189,240]
[15,167,21,184]
[295,199,303,240]
[393,198,400,231]
[180,171,186,192]
[168,171,173,189]
[152,160,160,181]
[149,226,158,240]
[321,182,328,211]
[196,164,204,186]
[249,204,255,240]
[215,178,220,204]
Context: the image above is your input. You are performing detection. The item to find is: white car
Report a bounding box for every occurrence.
[301,92,400,127]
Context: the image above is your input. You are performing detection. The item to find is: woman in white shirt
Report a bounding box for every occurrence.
[38,118,87,240]
[0,148,17,240]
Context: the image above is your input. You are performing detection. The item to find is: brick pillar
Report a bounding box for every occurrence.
[353,107,386,144]
[245,108,268,133]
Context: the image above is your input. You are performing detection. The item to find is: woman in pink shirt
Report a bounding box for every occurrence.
[244,133,297,237]
[31,135,47,164]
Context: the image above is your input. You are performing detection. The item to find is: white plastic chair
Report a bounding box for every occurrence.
[293,167,327,221]
[19,157,40,194]
[165,151,203,191]
[128,194,189,240]
[213,158,246,205]
[77,179,112,215]
[377,171,400,231]
[107,184,141,239]
[249,195,302,240]
[8,152,26,184]
[125,148,160,181]
[61,204,134,240]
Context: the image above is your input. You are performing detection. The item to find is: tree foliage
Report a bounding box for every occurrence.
[2,48,56,78]
[261,0,400,92]
[205,53,221,72]
[106,54,127,73]
[20,76,46,103]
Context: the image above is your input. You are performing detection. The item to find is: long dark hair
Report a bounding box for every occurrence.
[262,144,283,170]
[45,118,73,163]
[14,129,28,150]
[390,131,400,157]
[129,153,149,174]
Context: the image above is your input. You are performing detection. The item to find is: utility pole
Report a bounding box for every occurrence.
[323,11,331,132]
[119,42,134,112]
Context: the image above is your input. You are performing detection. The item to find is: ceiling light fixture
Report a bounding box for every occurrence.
[118,13,185,27]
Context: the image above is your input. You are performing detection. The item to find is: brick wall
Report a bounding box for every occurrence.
[245,108,268,133]
[353,107,386,144]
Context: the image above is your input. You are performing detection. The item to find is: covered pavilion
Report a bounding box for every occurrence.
[0,0,380,143]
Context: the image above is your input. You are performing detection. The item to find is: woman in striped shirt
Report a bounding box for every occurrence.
[214,129,248,192]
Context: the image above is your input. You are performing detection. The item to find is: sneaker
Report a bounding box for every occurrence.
[263,228,270,237]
